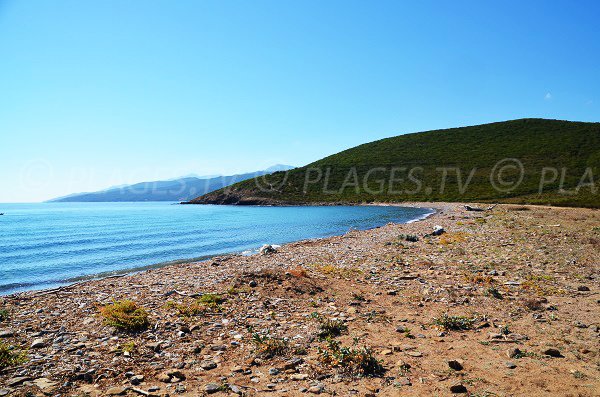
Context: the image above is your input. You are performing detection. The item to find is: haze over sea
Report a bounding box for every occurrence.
[0,203,432,295]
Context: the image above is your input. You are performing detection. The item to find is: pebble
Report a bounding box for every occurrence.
[205,383,221,394]
[31,338,45,348]
[543,348,562,357]
[505,361,517,369]
[448,359,463,371]
[450,383,468,393]
[506,348,521,358]
[290,373,309,380]
[200,360,217,370]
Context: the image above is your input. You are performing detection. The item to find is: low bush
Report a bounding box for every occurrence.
[0,342,26,370]
[251,333,289,358]
[434,313,476,330]
[100,300,150,331]
[318,339,384,377]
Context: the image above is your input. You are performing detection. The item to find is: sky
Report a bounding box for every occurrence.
[1,0,599,202]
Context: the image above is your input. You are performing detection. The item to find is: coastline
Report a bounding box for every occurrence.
[0,202,598,396]
[2,203,435,298]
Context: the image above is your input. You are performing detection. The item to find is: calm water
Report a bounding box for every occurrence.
[0,203,432,295]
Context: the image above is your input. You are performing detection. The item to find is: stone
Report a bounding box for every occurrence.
[308,384,324,394]
[259,244,277,255]
[106,386,129,395]
[450,383,468,393]
[229,385,243,395]
[269,368,280,375]
[505,361,517,369]
[396,376,412,386]
[249,280,258,287]
[506,348,521,359]
[31,338,45,348]
[130,375,144,385]
[406,351,423,357]
[290,373,309,380]
[380,349,393,355]
[577,285,590,292]
[205,383,221,394]
[0,329,15,338]
[32,378,56,392]
[200,360,217,370]
[447,360,463,371]
[7,377,30,387]
[543,348,562,357]
[431,225,445,236]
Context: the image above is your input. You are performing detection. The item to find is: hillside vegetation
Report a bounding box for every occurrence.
[188,119,600,207]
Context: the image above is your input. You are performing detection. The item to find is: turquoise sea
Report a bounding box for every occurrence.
[0,202,432,295]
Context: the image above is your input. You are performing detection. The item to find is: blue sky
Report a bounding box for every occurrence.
[1,0,598,202]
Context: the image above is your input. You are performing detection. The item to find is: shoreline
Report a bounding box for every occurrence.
[3,203,437,298]
[1,202,597,396]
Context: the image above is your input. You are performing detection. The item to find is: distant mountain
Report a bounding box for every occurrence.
[189,119,600,208]
[48,165,295,202]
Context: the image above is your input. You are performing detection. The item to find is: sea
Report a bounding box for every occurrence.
[0,202,433,295]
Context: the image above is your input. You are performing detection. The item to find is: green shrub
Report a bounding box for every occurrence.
[100,300,150,331]
[0,342,27,370]
[0,309,8,322]
[434,313,476,330]
[312,313,347,339]
[251,333,289,358]
[318,339,384,377]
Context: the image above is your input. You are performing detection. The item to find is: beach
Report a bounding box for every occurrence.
[0,202,598,396]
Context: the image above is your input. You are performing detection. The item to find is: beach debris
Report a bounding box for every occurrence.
[464,203,498,212]
[260,244,277,255]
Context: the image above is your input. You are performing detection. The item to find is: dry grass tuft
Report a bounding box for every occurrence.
[100,300,150,331]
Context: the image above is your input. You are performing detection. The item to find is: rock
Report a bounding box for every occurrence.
[7,377,30,387]
[573,321,587,328]
[380,349,393,355]
[577,285,590,292]
[269,368,280,375]
[431,225,445,236]
[290,373,309,380]
[33,378,56,392]
[205,383,221,394]
[146,342,161,352]
[130,375,144,385]
[249,280,258,288]
[259,244,277,255]
[387,290,397,296]
[308,384,324,394]
[447,360,463,371]
[31,338,45,348]
[406,351,423,357]
[157,373,171,383]
[106,386,129,395]
[450,384,468,393]
[0,329,15,338]
[543,348,562,357]
[505,361,517,369]
[0,390,9,397]
[396,376,412,386]
[200,360,217,370]
[506,348,521,358]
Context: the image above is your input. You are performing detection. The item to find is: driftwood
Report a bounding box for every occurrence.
[464,204,498,212]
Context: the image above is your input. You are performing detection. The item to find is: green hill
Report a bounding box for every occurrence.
[188,119,600,208]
